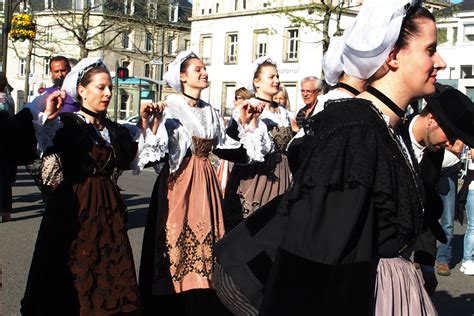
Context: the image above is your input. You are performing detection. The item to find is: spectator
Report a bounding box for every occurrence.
[30,56,79,113]
[458,147,474,275]
[273,85,298,133]
[0,72,16,222]
[398,85,474,294]
[295,76,322,129]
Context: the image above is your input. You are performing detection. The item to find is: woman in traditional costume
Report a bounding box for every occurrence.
[138,51,272,315]
[21,58,164,315]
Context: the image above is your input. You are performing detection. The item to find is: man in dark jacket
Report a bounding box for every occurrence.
[398,84,474,294]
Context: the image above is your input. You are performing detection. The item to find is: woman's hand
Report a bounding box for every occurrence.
[239,98,264,132]
[43,90,65,120]
[139,101,166,134]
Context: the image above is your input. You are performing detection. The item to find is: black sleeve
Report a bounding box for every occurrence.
[0,108,38,165]
[105,119,138,171]
[226,118,241,141]
[213,146,248,164]
[413,230,437,266]
[215,118,262,164]
[286,136,304,174]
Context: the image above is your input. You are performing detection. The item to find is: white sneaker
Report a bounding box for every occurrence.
[460,261,474,275]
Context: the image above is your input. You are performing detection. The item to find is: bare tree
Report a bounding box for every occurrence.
[275,1,360,54]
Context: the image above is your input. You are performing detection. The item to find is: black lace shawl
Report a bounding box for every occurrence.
[279,98,424,262]
[52,113,138,184]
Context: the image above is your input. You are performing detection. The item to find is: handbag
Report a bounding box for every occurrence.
[39,152,64,193]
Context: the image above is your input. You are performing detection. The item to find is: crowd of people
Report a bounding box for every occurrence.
[1,0,474,315]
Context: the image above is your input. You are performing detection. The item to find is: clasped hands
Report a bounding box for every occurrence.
[239,98,265,132]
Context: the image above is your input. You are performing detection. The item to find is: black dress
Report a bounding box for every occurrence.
[21,113,140,315]
[259,99,424,315]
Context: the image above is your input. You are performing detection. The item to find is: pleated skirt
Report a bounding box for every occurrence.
[375,257,437,316]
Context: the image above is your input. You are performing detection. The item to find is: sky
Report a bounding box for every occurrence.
[451,0,463,3]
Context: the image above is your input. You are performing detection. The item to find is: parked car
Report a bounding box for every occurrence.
[117,114,140,125]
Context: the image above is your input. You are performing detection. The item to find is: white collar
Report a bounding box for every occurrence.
[409,115,426,164]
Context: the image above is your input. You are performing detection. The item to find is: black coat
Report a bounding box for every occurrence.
[0,109,37,166]
[259,99,424,315]
[398,115,447,266]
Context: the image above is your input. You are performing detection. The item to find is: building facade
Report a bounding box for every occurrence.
[5,0,191,119]
[436,0,474,100]
[189,0,362,115]
[189,0,456,116]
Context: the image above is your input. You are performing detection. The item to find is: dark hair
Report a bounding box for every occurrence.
[235,87,253,101]
[77,66,111,101]
[50,55,71,71]
[394,6,435,50]
[79,66,110,87]
[254,61,276,81]
[0,72,8,90]
[180,57,201,73]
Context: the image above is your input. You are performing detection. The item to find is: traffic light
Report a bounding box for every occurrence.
[117,67,129,79]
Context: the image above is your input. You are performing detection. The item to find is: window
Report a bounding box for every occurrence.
[144,63,151,77]
[45,0,53,9]
[461,65,473,79]
[169,3,179,22]
[234,0,238,10]
[464,24,474,42]
[44,57,50,75]
[284,28,299,62]
[124,0,134,15]
[225,33,238,64]
[438,28,447,44]
[466,87,474,102]
[122,31,130,49]
[45,25,53,43]
[253,30,268,60]
[147,0,157,18]
[243,0,246,9]
[0,1,4,13]
[19,59,26,77]
[167,35,176,54]
[216,3,219,13]
[184,39,190,50]
[200,34,212,65]
[145,32,152,51]
[453,27,458,44]
[120,92,129,119]
[222,82,236,116]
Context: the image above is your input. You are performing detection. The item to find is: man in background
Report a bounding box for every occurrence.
[32,56,79,113]
[295,76,322,130]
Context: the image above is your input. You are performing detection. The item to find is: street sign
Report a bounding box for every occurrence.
[151,59,163,65]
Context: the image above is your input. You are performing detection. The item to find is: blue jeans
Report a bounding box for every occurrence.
[464,189,474,262]
[436,176,457,264]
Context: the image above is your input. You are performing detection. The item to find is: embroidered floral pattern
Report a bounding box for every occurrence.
[163,221,216,282]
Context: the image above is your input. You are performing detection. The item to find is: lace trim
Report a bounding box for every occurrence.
[232,108,274,164]
[32,112,63,157]
[132,126,168,174]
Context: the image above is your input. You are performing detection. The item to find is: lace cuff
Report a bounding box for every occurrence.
[232,108,274,164]
[131,125,168,174]
[27,103,63,157]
